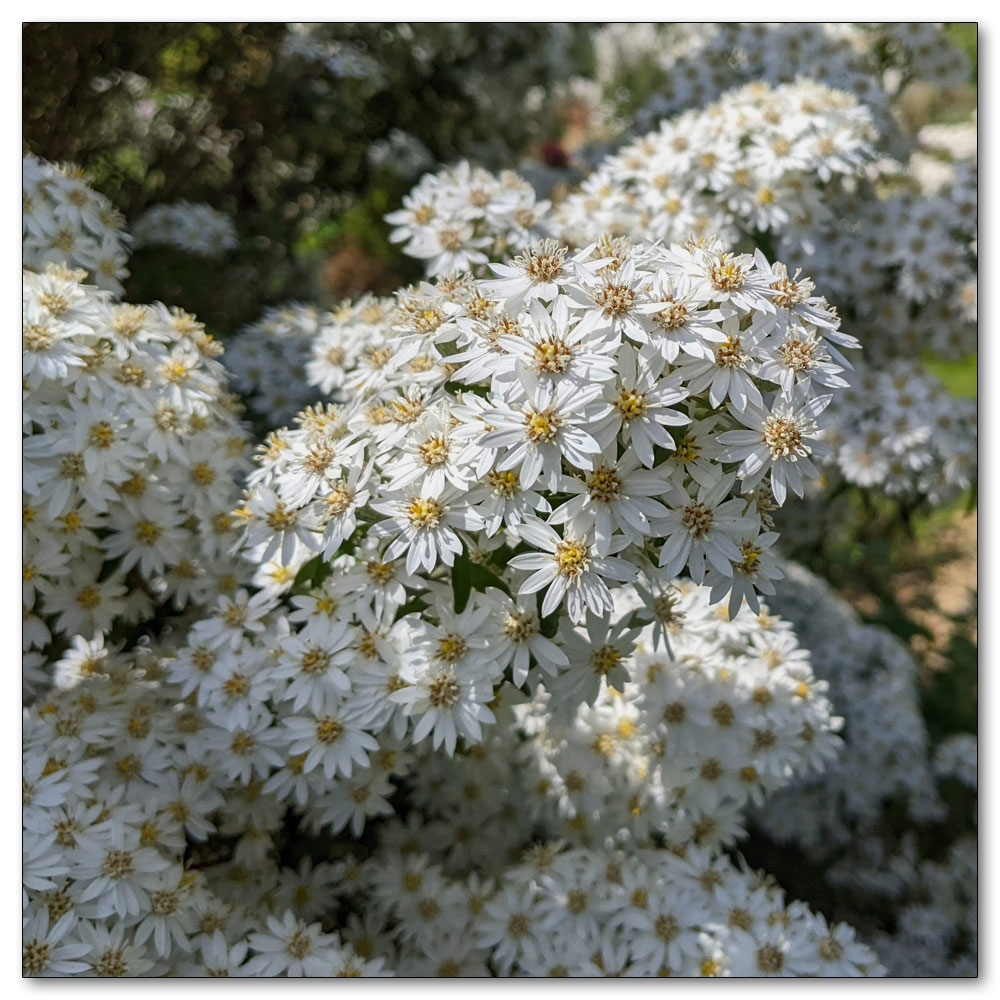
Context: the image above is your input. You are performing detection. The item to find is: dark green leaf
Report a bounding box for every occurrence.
[452,551,473,613]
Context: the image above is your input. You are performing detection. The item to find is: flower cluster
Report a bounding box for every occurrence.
[820,361,976,505]
[132,202,238,257]
[555,80,877,250]
[22,262,251,676]
[754,564,943,853]
[613,23,970,157]
[855,834,977,978]
[446,75,974,512]
[223,304,345,427]
[22,568,882,977]
[512,580,841,850]
[242,235,853,653]
[348,841,882,976]
[305,295,396,402]
[22,638,390,978]
[21,39,976,977]
[386,162,553,276]
[23,154,131,296]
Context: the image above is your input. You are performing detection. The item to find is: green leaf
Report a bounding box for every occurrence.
[964,482,978,515]
[394,596,429,622]
[468,561,511,598]
[293,555,332,592]
[452,551,473,614]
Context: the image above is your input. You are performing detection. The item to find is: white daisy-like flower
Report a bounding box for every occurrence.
[507,516,636,621]
[717,390,832,504]
[481,379,608,491]
[370,482,484,575]
[656,471,757,581]
[390,660,496,755]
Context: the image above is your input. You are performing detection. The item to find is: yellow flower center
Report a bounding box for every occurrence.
[553,538,590,579]
[407,496,443,529]
[524,406,564,444]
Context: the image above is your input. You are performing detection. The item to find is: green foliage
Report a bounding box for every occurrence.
[925,353,978,398]
[292,554,334,593]
[452,548,512,613]
[944,23,978,85]
[23,22,594,334]
[922,627,978,741]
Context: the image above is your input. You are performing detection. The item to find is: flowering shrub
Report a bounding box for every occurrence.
[393,78,977,511]
[241,234,856,626]
[23,547,885,976]
[22,263,251,681]
[21,19,977,977]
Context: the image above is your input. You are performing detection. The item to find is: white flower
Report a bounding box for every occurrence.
[390,661,496,755]
[280,711,378,779]
[485,590,569,686]
[717,390,832,504]
[552,613,641,706]
[70,826,172,919]
[508,516,636,621]
[549,446,673,555]
[656,471,757,581]
[370,482,484,576]
[593,344,690,467]
[481,239,578,311]
[244,912,344,977]
[481,379,608,491]
[22,909,90,976]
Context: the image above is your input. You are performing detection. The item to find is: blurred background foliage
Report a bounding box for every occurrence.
[23,22,594,330]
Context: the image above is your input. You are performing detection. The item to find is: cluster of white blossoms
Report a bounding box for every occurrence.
[21,637,390,978]
[747,564,976,977]
[392,103,977,510]
[22,154,131,296]
[347,840,882,976]
[790,159,977,356]
[754,565,943,854]
[132,202,238,257]
[854,834,977,978]
[223,304,343,427]
[305,294,396,401]
[380,75,971,514]
[22,264,252,679]
[616,23,970,156]
[386,161,553,276]
[820,361,976,505]
[555,80,878,250]
[241,233,857,643]
[22,566,883,976]
[22,49,975,970]
[511,581,841,850]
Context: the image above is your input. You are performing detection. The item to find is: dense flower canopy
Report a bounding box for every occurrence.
[21,20,976,979]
